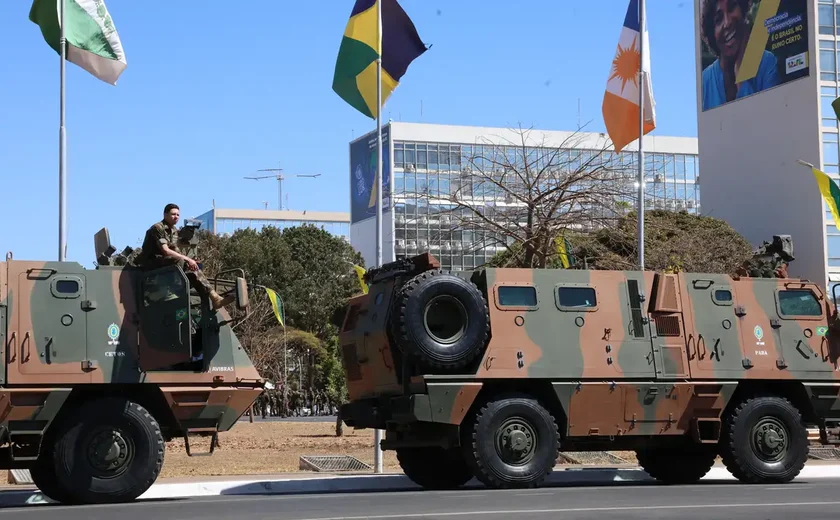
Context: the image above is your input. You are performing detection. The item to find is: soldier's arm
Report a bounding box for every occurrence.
[151,227,193,264]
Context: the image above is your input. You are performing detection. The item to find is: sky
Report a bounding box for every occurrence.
[0,0,699,265]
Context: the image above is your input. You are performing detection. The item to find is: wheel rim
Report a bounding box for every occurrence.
[494,417,537,466]
[750,416,789,463]
[423,295,468,345]
[85,426,135,479]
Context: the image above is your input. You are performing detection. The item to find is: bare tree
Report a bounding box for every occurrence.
[399,124,652,268]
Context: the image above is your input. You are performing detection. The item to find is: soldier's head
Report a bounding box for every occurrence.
[163,203,180,227]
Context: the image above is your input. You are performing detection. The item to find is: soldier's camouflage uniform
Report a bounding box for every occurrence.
[135,220,216,299]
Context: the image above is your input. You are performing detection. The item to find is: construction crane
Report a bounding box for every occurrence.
[244,165,321,210]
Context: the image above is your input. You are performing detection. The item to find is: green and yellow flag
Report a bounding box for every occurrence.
[810,166,840,225]
[352,264,369,294]
[332,0,427,119]
[554,235,572,269]
[264,287,285,328]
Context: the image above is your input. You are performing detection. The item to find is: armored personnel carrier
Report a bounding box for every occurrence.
[338,252,840,489]
[0,219,264,504]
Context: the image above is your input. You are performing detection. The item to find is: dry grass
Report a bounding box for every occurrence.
[160,420,401,478]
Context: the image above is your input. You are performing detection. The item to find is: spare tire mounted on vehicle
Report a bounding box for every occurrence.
[393,270,489,372]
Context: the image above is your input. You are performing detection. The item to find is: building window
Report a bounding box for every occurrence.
[820,0,835,36]
[824,132,839,173]
[821,40,838,82]
[828,233,840,254]
[823,86,839,128]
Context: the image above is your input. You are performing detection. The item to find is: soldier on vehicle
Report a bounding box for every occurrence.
[135,203,234,310]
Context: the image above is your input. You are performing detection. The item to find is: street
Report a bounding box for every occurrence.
[2,478,839,520]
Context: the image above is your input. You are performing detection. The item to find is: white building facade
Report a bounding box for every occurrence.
[194,208,350,240]
[349,121,699,270]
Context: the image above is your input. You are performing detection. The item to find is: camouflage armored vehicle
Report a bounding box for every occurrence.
[0,219,264,504]
[338,252,840,490]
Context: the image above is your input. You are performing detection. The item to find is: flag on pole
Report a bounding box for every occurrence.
[809,165,840,225]
[352,264,369,294]
[602,0,655,152]
[332,0,427,119]
[30,0,127,85]
[264,287,285,328]
[554,236,572,269]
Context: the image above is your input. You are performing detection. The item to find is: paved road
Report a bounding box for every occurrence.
[3,478,840,519]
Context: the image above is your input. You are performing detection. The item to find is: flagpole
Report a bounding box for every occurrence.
[373,0,384,476]
[637,0,646,271]
[59,0,67,262]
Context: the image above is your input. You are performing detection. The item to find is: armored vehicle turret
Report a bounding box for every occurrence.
[338,252,840,490]
[0,221,264,504]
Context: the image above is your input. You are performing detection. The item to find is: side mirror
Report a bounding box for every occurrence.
[235,277,249,310]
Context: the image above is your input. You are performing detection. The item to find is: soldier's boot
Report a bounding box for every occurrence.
[210,290,235,309]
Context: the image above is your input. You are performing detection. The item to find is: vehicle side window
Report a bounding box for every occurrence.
[142,269,187,307]
[557,287,597,308]
[498,286,537,307]
[55,279,79,294]
[778,289,822,316]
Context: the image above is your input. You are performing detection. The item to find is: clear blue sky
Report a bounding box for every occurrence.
[0,0,698,265]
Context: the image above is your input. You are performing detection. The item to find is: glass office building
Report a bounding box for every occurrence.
[819,0,840,291]
[349,122,699,270]
[194,208,350,240]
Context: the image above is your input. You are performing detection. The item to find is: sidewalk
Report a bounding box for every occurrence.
[3,460,840,507]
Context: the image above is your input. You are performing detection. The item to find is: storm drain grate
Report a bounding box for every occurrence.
[807,446,840,460]
[558,451,632,465]
[8,469,33,485]
[299,455,372,472]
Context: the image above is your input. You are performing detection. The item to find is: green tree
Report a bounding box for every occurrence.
[202,224,365,340]
[565,209,755,274]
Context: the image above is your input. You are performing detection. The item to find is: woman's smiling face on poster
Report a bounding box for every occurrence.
[713,0,747,59]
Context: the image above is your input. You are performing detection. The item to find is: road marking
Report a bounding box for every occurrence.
[515,492,553,496]
[280,501,840,520]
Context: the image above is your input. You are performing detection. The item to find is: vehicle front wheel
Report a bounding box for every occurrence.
[48,397,165,504]
[462,393,559,489]
[719,395,808,484]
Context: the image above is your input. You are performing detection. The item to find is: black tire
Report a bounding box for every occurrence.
[635,443,718,485]
[719,395,808,484]
[48,397,165,504]
[463,393,559,489]
[393,270,489,372]
[30,447,74,504]
[397,446,474,490]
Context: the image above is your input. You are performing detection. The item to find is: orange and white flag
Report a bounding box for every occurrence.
[602,0,656,152]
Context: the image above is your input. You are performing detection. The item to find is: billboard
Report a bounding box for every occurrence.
[699,0,809,111]
[350,127,391,224]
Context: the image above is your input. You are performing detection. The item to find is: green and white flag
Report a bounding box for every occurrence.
[30,0,127,85]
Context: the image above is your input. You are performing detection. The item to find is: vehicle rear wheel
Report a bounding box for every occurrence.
[463,393,559,489]
[635,443,718,484]
[49,397,165,504]
[719,395,808,484]
[392,269,489,373]
[397,446,474,490]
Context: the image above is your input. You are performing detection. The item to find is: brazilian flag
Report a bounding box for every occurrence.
[332,0,427,119]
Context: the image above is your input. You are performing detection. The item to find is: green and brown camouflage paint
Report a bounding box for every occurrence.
[0,257,263,460]
[339,258,840,450]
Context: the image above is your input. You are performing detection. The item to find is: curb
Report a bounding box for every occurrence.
[5,463,840,507]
